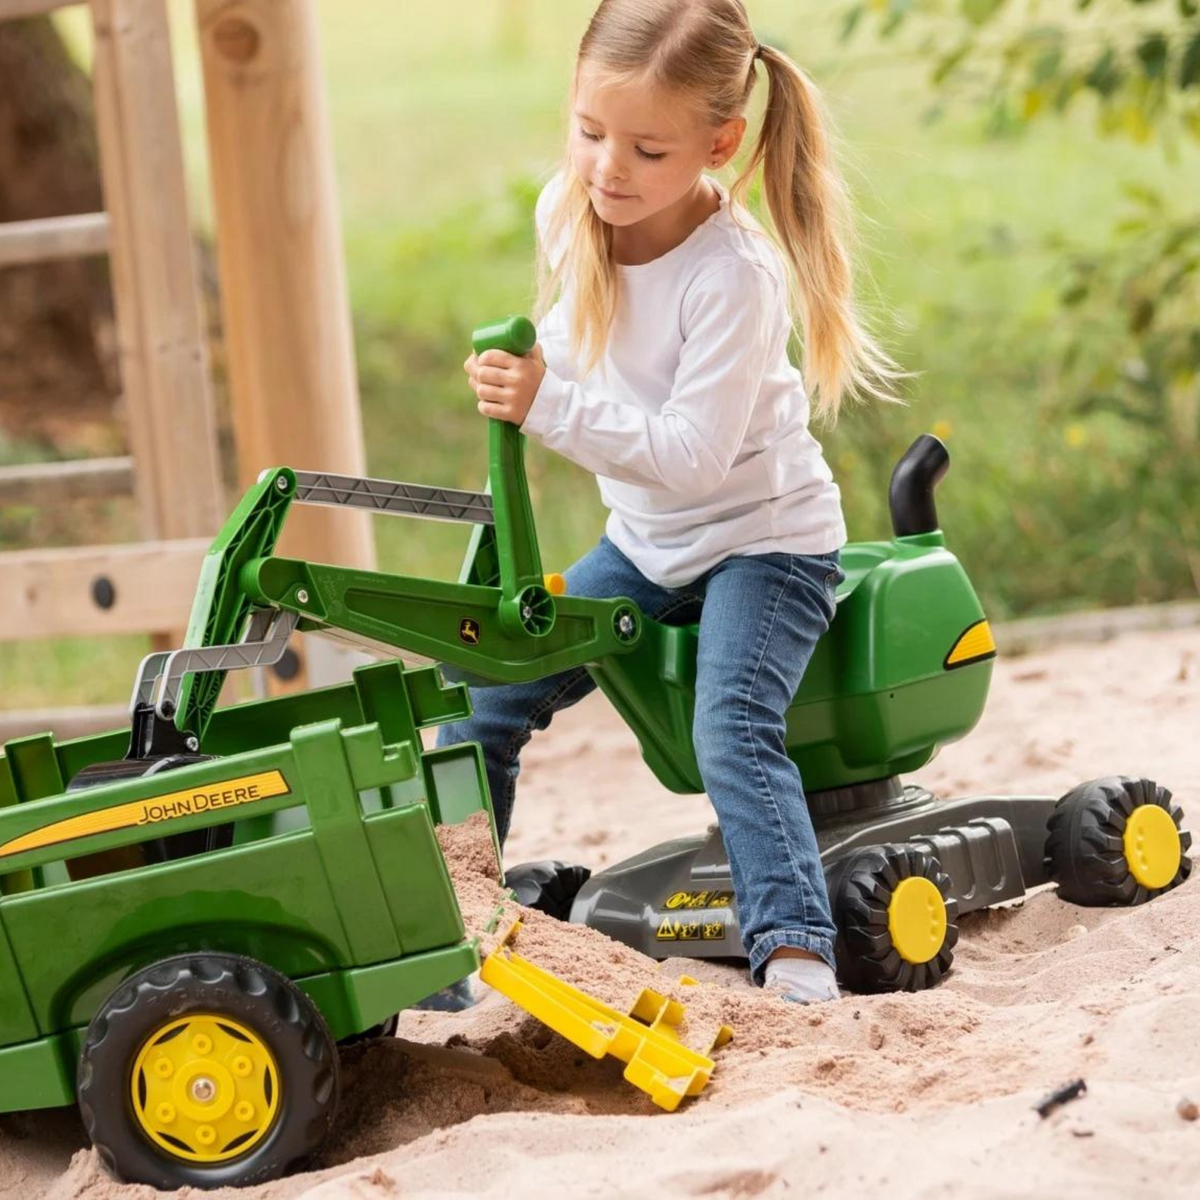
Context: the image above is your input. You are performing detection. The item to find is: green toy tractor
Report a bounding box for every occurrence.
[0,315,1190,1190]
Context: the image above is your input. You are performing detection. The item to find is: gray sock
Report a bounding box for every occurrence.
[764,956,840,1003]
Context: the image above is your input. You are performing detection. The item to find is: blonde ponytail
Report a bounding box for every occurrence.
[734,44,902,419]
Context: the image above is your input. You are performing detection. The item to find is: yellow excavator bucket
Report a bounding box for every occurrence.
[480,922,732,1112]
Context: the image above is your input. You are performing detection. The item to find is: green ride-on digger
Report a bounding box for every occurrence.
[0,316,1191,1189]
[457,319,1191,992]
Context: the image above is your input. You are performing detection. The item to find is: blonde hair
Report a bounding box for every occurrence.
[535,0,901,420]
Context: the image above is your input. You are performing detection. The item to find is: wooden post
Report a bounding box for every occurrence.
[195,0,376,687]
[89,0,224,551]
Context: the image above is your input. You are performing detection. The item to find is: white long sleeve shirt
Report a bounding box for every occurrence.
[522,173,846,589]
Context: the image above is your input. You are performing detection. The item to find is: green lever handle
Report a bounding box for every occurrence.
[472,315,537,358]
[467,315,551,638]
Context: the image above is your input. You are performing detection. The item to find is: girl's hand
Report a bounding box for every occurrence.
[464,344,547,426]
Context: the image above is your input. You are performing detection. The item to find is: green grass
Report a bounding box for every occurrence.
[7,0,1199,711]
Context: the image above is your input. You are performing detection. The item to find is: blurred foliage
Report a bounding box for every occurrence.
[845,0,1200,142]
[845,0,1200,594]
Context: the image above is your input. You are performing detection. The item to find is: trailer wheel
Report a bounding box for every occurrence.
[1045,776,1192,906]
[504,860,592,921]
[78,953,338,1189]
[833,844,959,993]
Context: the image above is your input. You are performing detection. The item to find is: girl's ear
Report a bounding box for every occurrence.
[709,116,748,168]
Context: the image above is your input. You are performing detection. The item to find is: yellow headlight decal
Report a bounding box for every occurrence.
[944,619,997,670]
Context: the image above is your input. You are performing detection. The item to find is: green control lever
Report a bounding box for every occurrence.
[468,316,555,640]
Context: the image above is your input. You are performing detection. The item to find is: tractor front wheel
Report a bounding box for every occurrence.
[1045,776,1192,906]
[78,953,338,1189]
[833,844,959,993]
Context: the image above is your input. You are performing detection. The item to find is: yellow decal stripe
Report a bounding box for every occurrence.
[0,770,290,860]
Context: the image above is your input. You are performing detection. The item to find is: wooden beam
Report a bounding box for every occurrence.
[0,456,133,506]
[0,537,209,642]
[0,0,82,19]
[89,0,224,553]
[0,705,127,745]
[196,0,376,691]
[0,214,110,267]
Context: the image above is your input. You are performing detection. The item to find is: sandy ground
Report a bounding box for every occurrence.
[4,625,1200,1199]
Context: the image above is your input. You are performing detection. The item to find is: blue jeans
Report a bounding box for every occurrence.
[436,535,843,984]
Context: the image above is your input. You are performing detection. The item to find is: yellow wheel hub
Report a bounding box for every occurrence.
[1123,804,1181,890]
[131,1015,279,1163]
[888,876,947,964]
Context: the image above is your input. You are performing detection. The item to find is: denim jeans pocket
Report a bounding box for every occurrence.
[815,553,844,607]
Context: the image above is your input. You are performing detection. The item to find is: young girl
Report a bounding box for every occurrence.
[441,0,898,1003]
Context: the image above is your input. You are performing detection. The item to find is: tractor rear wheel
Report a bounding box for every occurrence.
[1045,776,1192,906]
[78,953,338,1189]
[833,843,959,993]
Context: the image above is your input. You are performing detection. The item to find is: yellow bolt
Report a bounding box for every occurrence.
[153,1057,173,1078]
[155,1102,176,1124]
[196,1125,216,1145]
[192,1034,213,1055]
[232,1055,253,1077]
[235,1101,255,1122]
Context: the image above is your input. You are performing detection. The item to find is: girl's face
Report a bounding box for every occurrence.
[571,64,743,228]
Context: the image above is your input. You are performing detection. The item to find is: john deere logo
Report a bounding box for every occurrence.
[459,618,480,645]
[0,770,290,860]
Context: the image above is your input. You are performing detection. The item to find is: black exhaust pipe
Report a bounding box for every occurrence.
[889,434,949,537]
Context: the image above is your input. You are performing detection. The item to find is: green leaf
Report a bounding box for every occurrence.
[1061,281,1091,306]
[961,0,1005,27]
[840,4,865,43]
[1120,182,1164,210]
[1136,33,1169,81]
[933,40,973,85]
[1032,44,1064,86]
[1085,48,1122,98]
[1054,74,1082,112]
[1161,257,1199,295]
[876,0,914,39]
[1129,296,1157,334]
[1180,32,1200,89]
[1180,0,1199,17]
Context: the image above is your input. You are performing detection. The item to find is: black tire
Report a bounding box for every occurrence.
[503,860,591,921]
[833,843,959,994]
[1045,776,1193,906]
[78,953,338,1189]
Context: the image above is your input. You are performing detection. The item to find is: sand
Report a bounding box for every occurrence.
[6,625,1200,1199]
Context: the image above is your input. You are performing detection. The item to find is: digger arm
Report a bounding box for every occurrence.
[169,318,644,741]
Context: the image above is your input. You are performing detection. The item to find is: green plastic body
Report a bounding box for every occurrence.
[0,663,496,1112]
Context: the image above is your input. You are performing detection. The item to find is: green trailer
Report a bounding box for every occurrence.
[0,658,499,1186]
[0,317,733,1189]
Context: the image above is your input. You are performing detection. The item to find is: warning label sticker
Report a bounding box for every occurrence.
[656,916,727,942]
